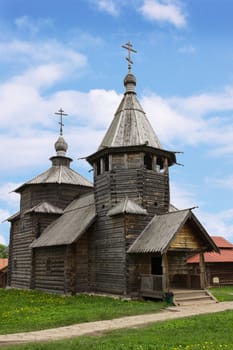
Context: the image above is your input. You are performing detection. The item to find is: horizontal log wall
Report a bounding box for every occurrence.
[124,215,151,295]
[206,263,233,286]
[21,184,91,212]
[34,246,65,293]
[8,214,34,289]
[170,222,203,250]
[142,169,170,216]
[91,173,126,294]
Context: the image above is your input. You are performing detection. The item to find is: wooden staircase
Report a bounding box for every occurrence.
[172,289,218,306]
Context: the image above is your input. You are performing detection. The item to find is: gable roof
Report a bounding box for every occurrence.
[107,197,148,216]
[187,236,233,263]
[128,209,218,254]
[31,193,96,248]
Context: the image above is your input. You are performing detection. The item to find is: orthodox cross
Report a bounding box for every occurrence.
[54,108,68,136]
[122,41,137,72]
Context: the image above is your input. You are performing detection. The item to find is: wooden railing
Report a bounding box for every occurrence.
[140,274,165,298]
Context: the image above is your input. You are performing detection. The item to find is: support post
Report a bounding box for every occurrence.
[199,252,206,289]
[162,253,169,292]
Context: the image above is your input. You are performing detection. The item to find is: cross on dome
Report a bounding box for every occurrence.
[122,41,137,72]
[54,108,68,136]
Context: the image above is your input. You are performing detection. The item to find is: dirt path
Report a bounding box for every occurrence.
[0,301,233,347]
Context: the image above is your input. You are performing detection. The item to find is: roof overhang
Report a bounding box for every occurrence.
[86,145,176,166]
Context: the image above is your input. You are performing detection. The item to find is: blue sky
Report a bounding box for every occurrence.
[1,0,233,245]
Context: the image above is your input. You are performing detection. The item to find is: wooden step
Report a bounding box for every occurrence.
[172,289,218,306]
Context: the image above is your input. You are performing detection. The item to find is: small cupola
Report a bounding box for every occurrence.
[50,108,72,167]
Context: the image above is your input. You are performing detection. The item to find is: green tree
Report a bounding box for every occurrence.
[0,244,8,258]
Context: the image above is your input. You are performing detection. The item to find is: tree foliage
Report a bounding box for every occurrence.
[0,244,8,258]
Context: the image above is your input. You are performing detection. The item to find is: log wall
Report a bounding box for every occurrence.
[91,150,171,296]
[9,181,92,290]
[34,246,66,293]
[8,214,34,289]
[170,222,203,250]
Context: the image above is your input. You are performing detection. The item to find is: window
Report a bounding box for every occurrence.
[46,258,52,273]
[36,222,41,238]
[151,256,162,275]
[96,159,101,176]
[156,157,164,172]
[104,155,109,172]
[144,154,153,170]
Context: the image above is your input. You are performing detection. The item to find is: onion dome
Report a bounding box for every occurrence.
[55,136,68,156]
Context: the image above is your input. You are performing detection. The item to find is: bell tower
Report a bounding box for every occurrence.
[86,43,177,294]
[87,43,176,218]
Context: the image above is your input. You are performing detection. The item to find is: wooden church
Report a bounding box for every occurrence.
[7,44,218,298]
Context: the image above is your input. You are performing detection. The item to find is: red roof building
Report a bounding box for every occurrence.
[187,236,233,286]
[0,258,8,288]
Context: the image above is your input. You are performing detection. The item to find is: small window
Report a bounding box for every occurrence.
[144,154,153,170]
[96,159,101,176]
[104,155,109,172]
[36,222,41,238]
[156,157,164,172]
[46,258,52,273]
[13,258,17,268]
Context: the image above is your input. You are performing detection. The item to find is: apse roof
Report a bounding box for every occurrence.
[15,166,93,192]
[30,193,96,247]
[15,135,93,192]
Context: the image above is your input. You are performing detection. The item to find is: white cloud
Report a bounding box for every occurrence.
[178,45,196,54]
[0,209,11,245]
[140,0,186,28]
[0,39,87,72]
[0,234,7,245]
[0,183,20,206]
[14,16,53,35]
[170,181,198,209]
[91,0,120,15]
[199,209,233,243]
[207,174,233,191]
[141,87,233,153]
[170,182,233,243]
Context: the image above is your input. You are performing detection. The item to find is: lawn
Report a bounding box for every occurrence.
[209,285,233,301]
[1,310,232,350]
[0,289,165,334]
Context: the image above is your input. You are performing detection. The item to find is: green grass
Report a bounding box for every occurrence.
[209,285,233,301]
[1,311,233,350]
[0,289,165,334]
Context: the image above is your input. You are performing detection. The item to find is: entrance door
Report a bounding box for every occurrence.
[151,256,162,275]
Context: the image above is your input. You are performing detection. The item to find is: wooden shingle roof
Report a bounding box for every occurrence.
[25,202,63,215]
[30,193,96,248]
[128,209,218,254]
[107,197,148,216]
[98,73,162,150]
[15,166,93,192]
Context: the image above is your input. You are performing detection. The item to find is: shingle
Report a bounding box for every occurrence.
[128,210,190,253]
[15,166,93,192]
[30,193,96,247]
[107,197,148,216]
[128,210,219,254]
[25,202,63,215]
